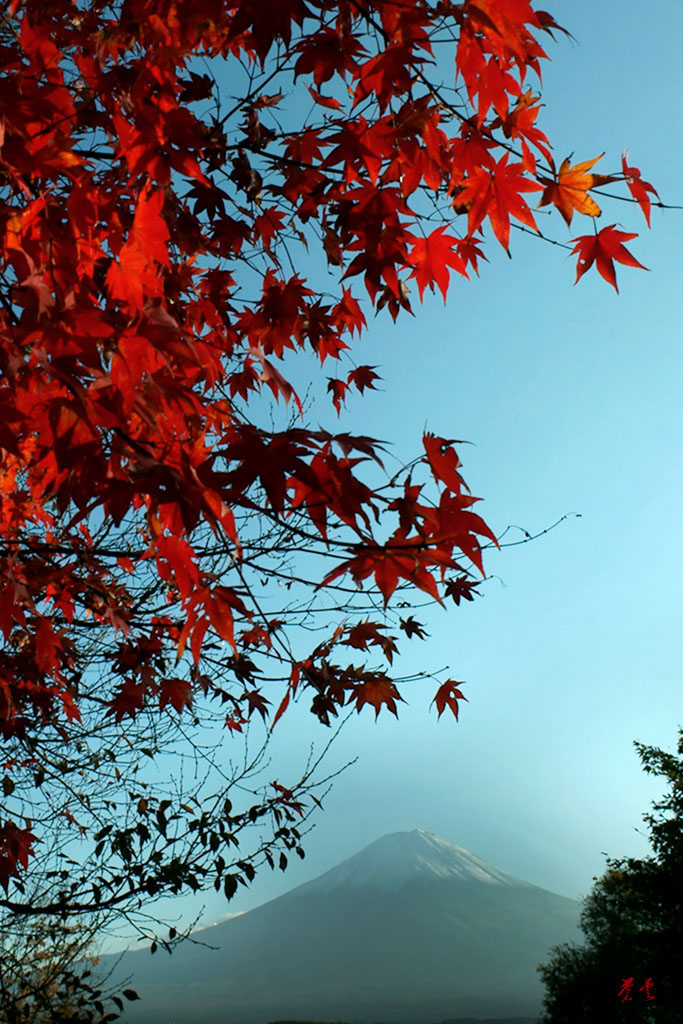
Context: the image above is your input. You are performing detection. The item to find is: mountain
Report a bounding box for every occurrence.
[105,830,580,1023]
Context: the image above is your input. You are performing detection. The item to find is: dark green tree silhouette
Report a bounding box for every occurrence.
[538,729,683,1023]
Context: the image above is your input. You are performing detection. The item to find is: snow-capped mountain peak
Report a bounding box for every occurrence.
[293,828,528,893]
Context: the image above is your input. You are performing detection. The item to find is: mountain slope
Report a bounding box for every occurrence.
[107,830,580,1023]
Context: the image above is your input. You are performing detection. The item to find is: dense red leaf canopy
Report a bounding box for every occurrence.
[0,0,656,890]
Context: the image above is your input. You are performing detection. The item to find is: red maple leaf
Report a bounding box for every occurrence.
[432,680,468,720]
[159,677,193,714]
[105,186,169,311]
[327,376,350,413]
[423,433,465,495]
[621,153,659,227]
[107,680,147,723]
[399,616,428,639]
[571,225,647,293]
[456,156,542,250]
[409,227,468,300]
[352,676,403,718]
[294,28,365,86]
[307,86,342,109]
[347,365,380,395]
[343,621,398,663]
[0,821,37,891]
[34,616,60,674]
[243,689,270,721]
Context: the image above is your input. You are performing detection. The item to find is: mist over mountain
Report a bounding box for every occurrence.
[106,830,580,1023]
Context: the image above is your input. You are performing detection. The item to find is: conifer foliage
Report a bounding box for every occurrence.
[539,731,683,1023]
[0,0,657,901]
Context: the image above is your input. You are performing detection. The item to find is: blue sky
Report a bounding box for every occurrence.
[109,0,683,949]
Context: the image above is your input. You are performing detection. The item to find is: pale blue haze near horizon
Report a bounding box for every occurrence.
[107,0,683,951]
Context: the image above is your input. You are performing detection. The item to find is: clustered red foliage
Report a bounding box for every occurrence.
[0,0,657,890]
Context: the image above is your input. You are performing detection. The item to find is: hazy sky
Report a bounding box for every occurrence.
[108,0,683,950]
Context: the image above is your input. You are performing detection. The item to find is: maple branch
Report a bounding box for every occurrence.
[494,512,582,548]
[591,188,683,212]
[512,221,574,251]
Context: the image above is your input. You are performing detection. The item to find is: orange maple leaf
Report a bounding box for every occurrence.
[539,154,617,226]
[571,225,647,293]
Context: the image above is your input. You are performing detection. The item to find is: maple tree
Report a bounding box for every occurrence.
[0,0,660,927]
